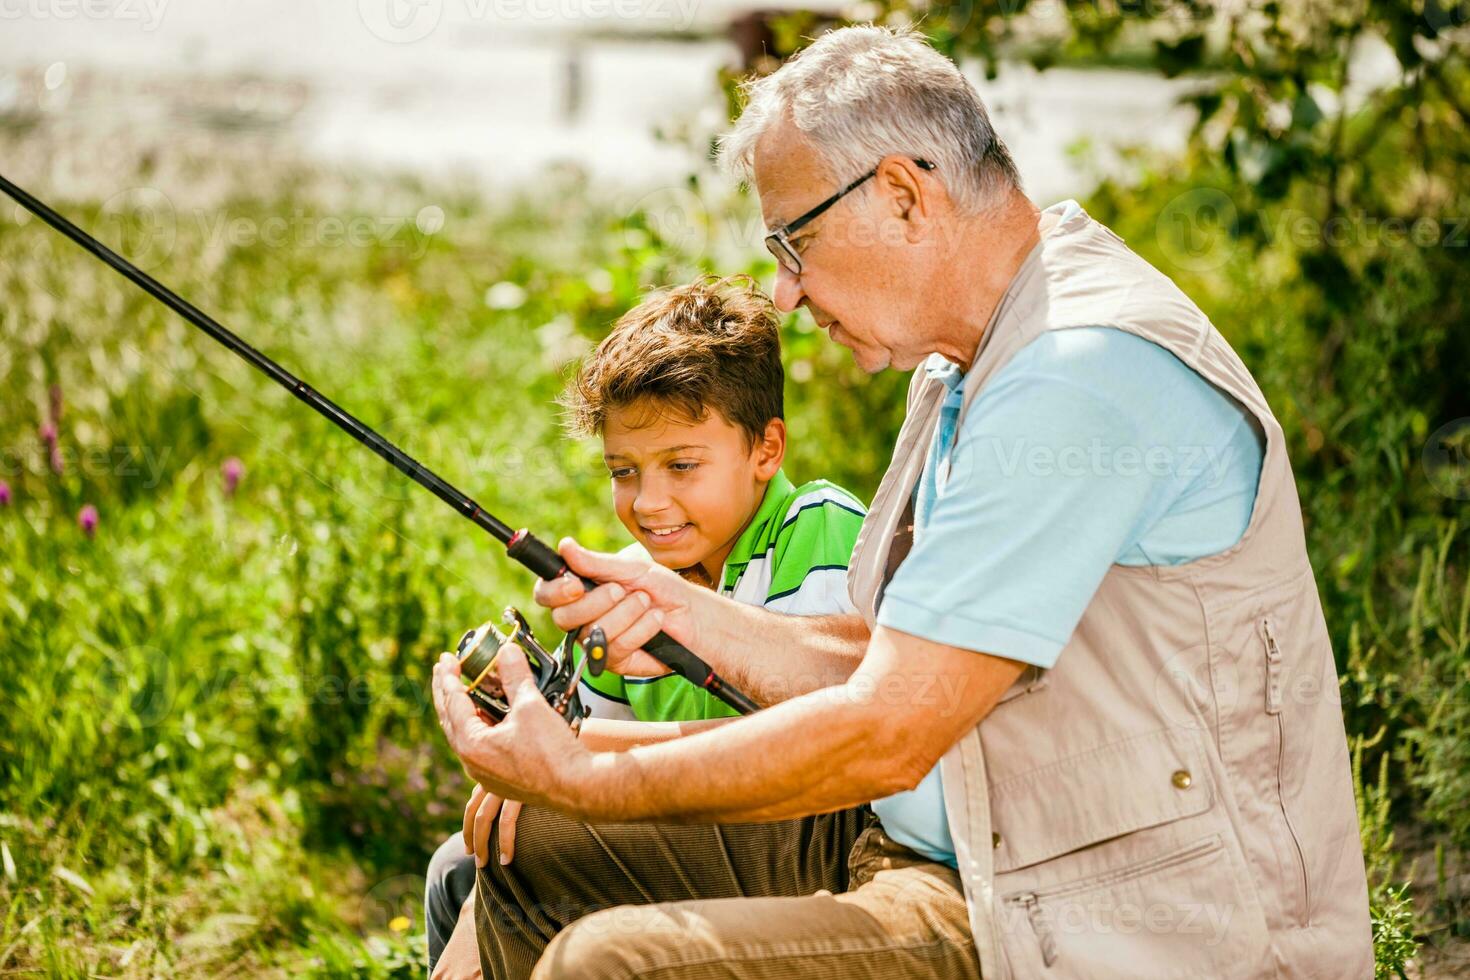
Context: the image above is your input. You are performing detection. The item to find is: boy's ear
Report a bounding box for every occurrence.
[754,418,786,480]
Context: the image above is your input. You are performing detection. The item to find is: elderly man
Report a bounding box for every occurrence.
[433,25,1373,980]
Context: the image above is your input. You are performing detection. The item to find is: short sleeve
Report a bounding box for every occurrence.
[579,666,636,721]
[765,485,866,615]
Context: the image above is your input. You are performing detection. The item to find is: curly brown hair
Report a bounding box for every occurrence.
[562,275,783,446]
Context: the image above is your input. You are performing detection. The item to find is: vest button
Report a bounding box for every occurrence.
[1171,769,1193,790]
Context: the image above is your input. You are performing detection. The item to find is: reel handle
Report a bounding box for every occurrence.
[505,528,758,716]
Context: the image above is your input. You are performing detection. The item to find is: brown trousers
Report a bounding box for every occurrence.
[474,805,979,980]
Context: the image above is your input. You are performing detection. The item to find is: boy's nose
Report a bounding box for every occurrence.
[633,481,672,519]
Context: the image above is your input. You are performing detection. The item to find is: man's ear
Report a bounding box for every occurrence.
[754,418,787,480]
[876,156,931,239]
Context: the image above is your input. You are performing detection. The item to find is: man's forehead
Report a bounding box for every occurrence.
[752,123,830,227]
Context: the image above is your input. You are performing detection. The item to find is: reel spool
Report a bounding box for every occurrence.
[454,608,597,729]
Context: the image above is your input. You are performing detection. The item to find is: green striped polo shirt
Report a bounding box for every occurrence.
[578,469,867,721]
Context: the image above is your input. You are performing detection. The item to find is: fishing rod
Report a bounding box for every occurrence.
[0,172,759,717]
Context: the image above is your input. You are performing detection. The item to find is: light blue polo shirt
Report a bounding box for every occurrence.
[871,322,1266,866]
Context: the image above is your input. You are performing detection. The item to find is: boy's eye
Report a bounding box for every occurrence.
[609,467,636,480]
[669,461,700,473]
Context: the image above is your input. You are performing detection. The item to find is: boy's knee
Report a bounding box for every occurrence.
[426,833,477,913]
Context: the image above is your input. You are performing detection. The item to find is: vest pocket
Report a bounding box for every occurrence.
[999,834,1265,978]
[1261,616,1312,926]
[987,729,1270,977]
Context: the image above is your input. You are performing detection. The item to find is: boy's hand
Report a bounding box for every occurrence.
[533,538,702,677]
[462,784,523,867]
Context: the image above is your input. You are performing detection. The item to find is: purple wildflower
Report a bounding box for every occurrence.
[0,481,11,506]
[221,457,244,496]
[78,504,98,538]
[38,422,62,473]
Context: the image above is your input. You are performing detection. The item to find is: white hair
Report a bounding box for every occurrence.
[719,25,1021,213]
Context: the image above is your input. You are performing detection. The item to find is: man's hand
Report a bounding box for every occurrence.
[432,644,587,808]
[462,784,523,867]
[532,538,703,676]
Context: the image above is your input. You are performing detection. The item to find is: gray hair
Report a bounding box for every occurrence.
[719,25,1022,213]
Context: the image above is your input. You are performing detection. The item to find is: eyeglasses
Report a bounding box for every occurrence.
[764,158,936,276]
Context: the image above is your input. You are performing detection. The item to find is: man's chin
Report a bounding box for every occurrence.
[850,347,892,374]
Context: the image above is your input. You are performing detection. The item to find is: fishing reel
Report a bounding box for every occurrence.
[453,608,605,731]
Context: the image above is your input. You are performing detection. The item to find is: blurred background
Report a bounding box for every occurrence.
[1,0,1466,976]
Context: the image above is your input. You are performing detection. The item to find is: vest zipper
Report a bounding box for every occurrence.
[1262,616,1284,714]
[1014,892,1058,967]
[1263,617,1312,924]
[1002,836,1223,968]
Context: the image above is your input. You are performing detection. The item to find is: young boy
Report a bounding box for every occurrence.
[425,275,869,977]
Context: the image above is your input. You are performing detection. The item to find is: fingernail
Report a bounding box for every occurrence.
[499,854,511,865]
[651,609,664,625]
[639,593,652,610]
[609,584,626,602]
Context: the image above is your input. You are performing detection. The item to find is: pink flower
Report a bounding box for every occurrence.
[0,481,11,506]
[39,422,57,447]
[221,457,245,496]
[78,504,98,538]
[49,445,64,475]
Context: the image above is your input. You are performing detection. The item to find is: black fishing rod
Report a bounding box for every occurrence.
[0,172,758,716]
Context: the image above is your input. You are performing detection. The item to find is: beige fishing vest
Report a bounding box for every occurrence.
[848,202,1372,978]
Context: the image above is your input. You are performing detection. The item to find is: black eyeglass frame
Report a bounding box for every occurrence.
[764,157,936,275]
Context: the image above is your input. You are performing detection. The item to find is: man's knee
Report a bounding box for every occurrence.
[531,904,696,980]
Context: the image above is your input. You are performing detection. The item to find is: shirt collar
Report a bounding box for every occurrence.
[923,355,966,397]
[721,467,794,580]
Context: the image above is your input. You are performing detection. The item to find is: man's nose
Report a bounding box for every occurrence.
[771,264,806,314]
